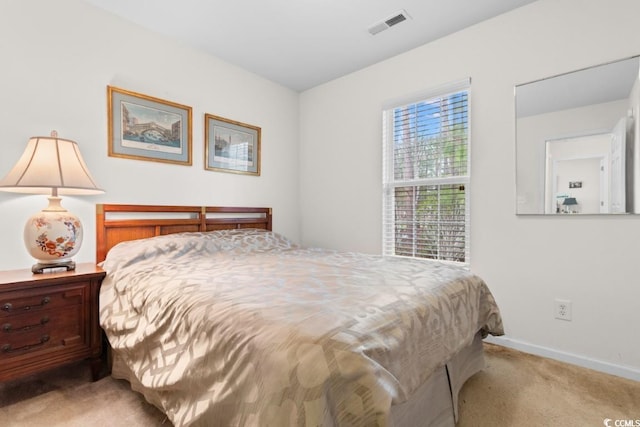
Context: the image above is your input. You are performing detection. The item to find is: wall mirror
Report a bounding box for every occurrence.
[515,55,639,215]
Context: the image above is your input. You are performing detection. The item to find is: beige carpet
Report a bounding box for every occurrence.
[1,343,638,426]
[458,344,639,427]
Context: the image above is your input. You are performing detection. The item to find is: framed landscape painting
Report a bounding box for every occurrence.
[204,113,261,176]
[108,86,192,166]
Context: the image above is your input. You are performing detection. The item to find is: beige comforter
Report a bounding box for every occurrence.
[100,229,503,426]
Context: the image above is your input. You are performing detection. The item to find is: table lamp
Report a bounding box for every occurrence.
[562,197,578,214]
[0,131,104,273]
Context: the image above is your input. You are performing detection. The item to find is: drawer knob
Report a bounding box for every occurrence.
[2,303,11,312]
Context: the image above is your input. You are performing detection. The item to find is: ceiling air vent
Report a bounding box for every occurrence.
[368,10,411,35]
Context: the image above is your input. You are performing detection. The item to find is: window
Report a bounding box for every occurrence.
[382,79,470,264]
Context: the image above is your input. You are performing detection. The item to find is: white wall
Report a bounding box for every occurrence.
[0,0,300,271]
[300,0,640,378]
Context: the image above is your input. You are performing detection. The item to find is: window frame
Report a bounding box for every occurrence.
[382,78,471,265]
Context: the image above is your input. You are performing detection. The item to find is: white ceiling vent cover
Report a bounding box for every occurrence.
[368,10,411,35]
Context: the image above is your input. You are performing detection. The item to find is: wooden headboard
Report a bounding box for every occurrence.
[96,204,272,263]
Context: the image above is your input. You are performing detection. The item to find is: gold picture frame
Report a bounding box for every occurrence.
[107,86,192,166]
[204,113,261,176]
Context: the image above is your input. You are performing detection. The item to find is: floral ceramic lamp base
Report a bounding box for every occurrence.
[24,197,82,274]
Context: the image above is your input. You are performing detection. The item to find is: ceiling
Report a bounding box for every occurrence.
[84,0,538,92]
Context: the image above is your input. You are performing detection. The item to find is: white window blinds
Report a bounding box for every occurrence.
[382,79,470,264]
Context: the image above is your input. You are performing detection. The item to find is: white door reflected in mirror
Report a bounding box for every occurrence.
[544,131,622,214]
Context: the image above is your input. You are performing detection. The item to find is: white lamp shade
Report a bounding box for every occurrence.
[0,134,103,195]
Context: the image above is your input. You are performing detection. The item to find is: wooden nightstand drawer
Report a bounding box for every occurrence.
[0,283,86,319]
[2,309,53,336]
[0,263,105,382]
[1,304,85,359]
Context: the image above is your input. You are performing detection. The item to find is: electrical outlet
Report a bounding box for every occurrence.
[554,299,572,321]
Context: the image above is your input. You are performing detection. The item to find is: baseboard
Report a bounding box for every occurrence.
[485,335,640,382]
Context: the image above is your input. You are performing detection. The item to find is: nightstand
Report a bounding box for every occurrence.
[0,263,105,382]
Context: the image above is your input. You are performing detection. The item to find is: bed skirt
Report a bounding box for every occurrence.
[389,331,485,426]
[110,331,485,427]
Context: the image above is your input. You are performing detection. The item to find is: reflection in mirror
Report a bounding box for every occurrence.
[516,55,640,214]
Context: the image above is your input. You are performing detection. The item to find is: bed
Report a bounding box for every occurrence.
[96,204,503,427]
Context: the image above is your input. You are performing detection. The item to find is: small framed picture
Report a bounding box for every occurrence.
[569,181,582,189]
[204,113,261,176]
[107,86,192,166]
